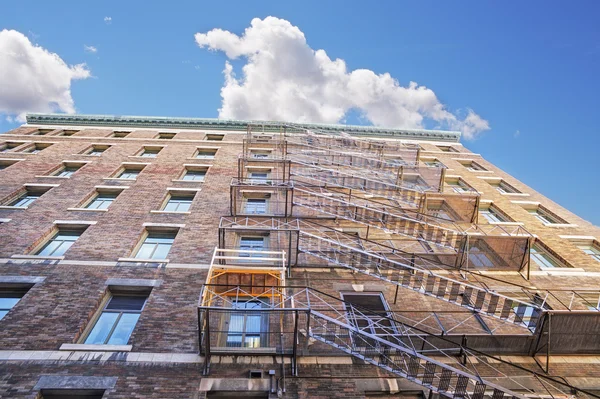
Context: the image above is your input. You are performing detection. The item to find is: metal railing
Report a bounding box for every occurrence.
[198,284,592,398]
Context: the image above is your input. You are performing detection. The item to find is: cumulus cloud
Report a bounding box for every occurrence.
[195,17,490,139]
[104,16,112,24]
[84,45,97,53]
[0,29,91,122]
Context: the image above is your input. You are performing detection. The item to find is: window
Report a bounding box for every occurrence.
[225,299,268,348]
[158,132,176,139]
[249,171,269,184]
[0,289,28,320]
[205,134,224,141]
[250,150,271,159]
[239,236,266,258]
[244,198,267,215]
[577,243,600,263]
[41,390,105,399]
[84,294,147,345]
[181,167,207,181]
[112,131,130,138]
[427,203,452,221]
[86,145,109,156]
[117,168,142,179]
[196,149,217,159]
[53,163,84,178]
[21,143,52,154]
[464,161,487,172]
[162,193,194,212]
[58,130,78,136]
[341,293,396,343]
[527,207,565,225]
[5,187,50,207]
[32,129,53,135]
[0,159,20,170]
[138,147,161,157]
[423,159,444,167]
[479,205,508,223]
[445,179,473,193]
[36,229,84,257]
[254,135,273,143]
[468,246,494,267]
[530,244,563,269]
[86,191,119,210]
[488,180,520,194]
[0,142,26,152]
[135,231,176,260]
[437,145,456,152]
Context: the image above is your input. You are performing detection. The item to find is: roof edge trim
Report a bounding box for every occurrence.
[25,113,462,142]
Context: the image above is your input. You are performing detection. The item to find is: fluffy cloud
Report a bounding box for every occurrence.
[104,16,112,24]
[195,17,490,139]
[84,45,97,53]
[0,29,91,122]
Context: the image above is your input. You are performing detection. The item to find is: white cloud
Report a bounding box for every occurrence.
[514,129,521,138]
[84,45,97,54]
[0,29,91,122]
[104,16,112,24]
[195,17,490,139]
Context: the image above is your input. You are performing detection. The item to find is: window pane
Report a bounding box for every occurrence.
[152,243,172,259]
[107,313,140,345]
[176,201,191,212]
[0,297,21,309]
[135,243,156,259]
[49,240,75,256]
[0,310,8,320]
[106,296,146,311]
[85,312,119,344]
[37,240,62,256]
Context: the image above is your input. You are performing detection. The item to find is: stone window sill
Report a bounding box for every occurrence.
[67,208,109,212]
[171,179,205,183]
[103,177,137,182]
[11,254,65,261]
[150,210,191,215]
[0,206,28,210]
[118,257,170,263]
[35,175,70,179]
[543,223,578,228]
[499,192,530,197]
[60,343,132,352]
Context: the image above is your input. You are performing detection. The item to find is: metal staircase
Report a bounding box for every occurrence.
[296,220,542,331]
[199,284,584,399]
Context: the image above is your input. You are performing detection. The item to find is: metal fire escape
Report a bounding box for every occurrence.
[197,124,600,398]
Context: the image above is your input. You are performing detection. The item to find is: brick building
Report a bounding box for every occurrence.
[0,113,599,398]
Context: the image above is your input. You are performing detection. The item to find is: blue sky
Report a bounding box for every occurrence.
[1,1,599,225]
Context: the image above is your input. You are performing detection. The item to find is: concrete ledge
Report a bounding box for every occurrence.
[34,375,117,390]
[60,344,132,352]
[199,378,270,392]
[54,220,97,225]
[150,210,191,214]
[67,208,109,212]
[11,255,64,261]
[0,275,45,285]
[105,278,162,288]
[117,257,169,264]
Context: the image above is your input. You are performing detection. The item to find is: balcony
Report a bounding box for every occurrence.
[196,284,581,398]
[230,178,293,217]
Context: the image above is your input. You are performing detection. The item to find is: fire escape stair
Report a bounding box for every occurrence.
[307,309,531,399]
[292,185,463,250]
[297,223,541,332]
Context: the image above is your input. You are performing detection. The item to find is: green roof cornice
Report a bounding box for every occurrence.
[25,113,461,142]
